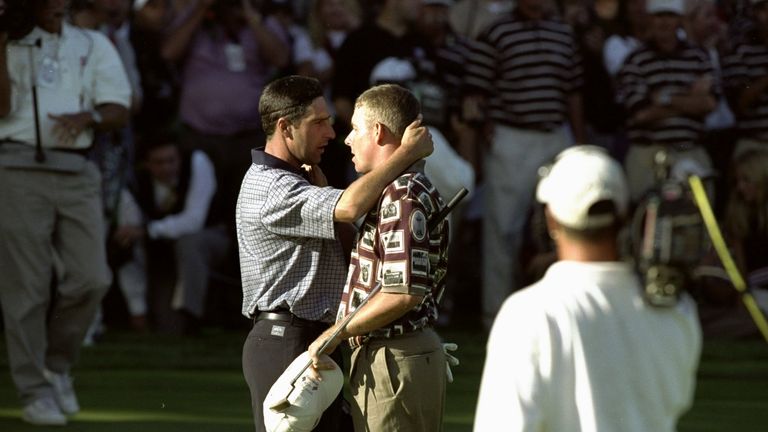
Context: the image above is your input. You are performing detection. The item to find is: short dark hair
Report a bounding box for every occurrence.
[260,75,324,138]
[139,130,179,160]
[355,84,420,139]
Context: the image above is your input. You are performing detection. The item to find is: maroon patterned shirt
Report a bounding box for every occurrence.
[336,164,450,345]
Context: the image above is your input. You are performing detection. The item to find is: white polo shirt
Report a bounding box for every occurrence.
[474,261,702,432]
[0,23,131,149]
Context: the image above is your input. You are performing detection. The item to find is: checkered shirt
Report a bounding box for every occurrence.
[336,163,450,345]
[237,150,346,322]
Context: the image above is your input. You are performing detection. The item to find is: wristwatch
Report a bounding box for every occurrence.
[89,109,103,126]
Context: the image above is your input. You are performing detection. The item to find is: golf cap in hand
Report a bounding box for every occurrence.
[263,352,343,432]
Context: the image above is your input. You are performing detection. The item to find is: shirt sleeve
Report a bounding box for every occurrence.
[261,173,343,240]
[376,184,432,296]
[147,151,216,239]
[464,31,499,96]
[616,50,650,115]
[90,31,132,109]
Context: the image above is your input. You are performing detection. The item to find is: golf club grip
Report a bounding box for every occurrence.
[288,187,468,385]
[429,188,468,233]
[288,282,383,385]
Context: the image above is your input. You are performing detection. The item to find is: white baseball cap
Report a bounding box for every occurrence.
[263,352,343,432]
[536,146,629,230]
[647,0,685,14]
[369,57,417,86]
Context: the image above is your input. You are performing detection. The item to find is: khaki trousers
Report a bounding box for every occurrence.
[349,328,446,432]
[0,147,110,404]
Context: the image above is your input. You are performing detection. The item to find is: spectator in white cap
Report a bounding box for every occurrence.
[474,146,702,432]
[617,0,718,202]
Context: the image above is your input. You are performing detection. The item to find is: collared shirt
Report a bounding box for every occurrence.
[0,24,131,149]
[465,10,583,131]
[175,7,287,135]
[336,164,449,341]
[722,39,768,141]
[237,149,345,321]
[474,261,701,432]
[617,41,716,148]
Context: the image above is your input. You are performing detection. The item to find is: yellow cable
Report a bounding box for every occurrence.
[688,175,768,343]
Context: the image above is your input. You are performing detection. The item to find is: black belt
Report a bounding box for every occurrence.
[253,310,324,328]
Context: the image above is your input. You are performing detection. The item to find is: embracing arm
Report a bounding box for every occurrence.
[333,119,432,222]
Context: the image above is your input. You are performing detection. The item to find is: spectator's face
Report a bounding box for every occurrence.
[649,12,681,44]
[320,0,352,30]
[345,105,377,174]
[287,97,336,165]
[395,0,421,24]
[147,144,181,186]
[35,0,69,33]
[736,171,758,204]
[687,3,719,41]
[94,0,130,24]
[517,0,545,20]
[417,4,450,38]
[755,3,768,33]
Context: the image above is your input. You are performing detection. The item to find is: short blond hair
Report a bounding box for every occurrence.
[355,84,420,139]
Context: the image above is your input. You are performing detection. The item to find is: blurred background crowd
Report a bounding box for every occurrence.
[3,0,767,342]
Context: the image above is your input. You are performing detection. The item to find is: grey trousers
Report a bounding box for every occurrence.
[0,156,110,404]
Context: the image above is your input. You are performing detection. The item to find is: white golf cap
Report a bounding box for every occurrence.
[369,57,417,86]
[536,146,629,230]
[263,352,343,432]
[647,0,685,14]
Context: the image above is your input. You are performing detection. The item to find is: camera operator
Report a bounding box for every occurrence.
[0,0,131,425]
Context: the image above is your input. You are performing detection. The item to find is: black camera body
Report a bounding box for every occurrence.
[0,0,36,40]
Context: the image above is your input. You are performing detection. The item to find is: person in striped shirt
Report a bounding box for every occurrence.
[723,0,768,159]
[463,0,585,327]
[617,0,717,201]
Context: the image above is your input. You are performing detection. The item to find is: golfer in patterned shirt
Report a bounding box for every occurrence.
[309,84,451,432]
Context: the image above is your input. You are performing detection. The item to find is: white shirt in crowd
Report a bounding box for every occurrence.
[118,150,216,240]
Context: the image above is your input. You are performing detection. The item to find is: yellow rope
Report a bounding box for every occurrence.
[688,175,768,343]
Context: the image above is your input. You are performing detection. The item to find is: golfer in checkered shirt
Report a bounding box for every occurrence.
[308,84,451,432]
[236,76,432,432]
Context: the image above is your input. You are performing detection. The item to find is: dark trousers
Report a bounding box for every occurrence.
[242,317,344,432]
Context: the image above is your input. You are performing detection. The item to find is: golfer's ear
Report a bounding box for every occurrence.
[374,122,386,146]
[277,118,293,140]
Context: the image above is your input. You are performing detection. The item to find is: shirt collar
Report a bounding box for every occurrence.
[251,148,306,177]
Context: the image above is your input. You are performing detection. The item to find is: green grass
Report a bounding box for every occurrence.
[1,328,767,431]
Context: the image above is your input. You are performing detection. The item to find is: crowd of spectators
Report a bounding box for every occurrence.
[4,0,766,339]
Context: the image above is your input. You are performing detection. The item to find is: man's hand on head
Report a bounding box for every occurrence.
[400,115,433,160]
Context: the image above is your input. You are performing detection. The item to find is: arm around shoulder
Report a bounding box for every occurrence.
[333,118,433,222]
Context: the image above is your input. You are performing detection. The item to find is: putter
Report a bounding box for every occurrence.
[268,187,469,413]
